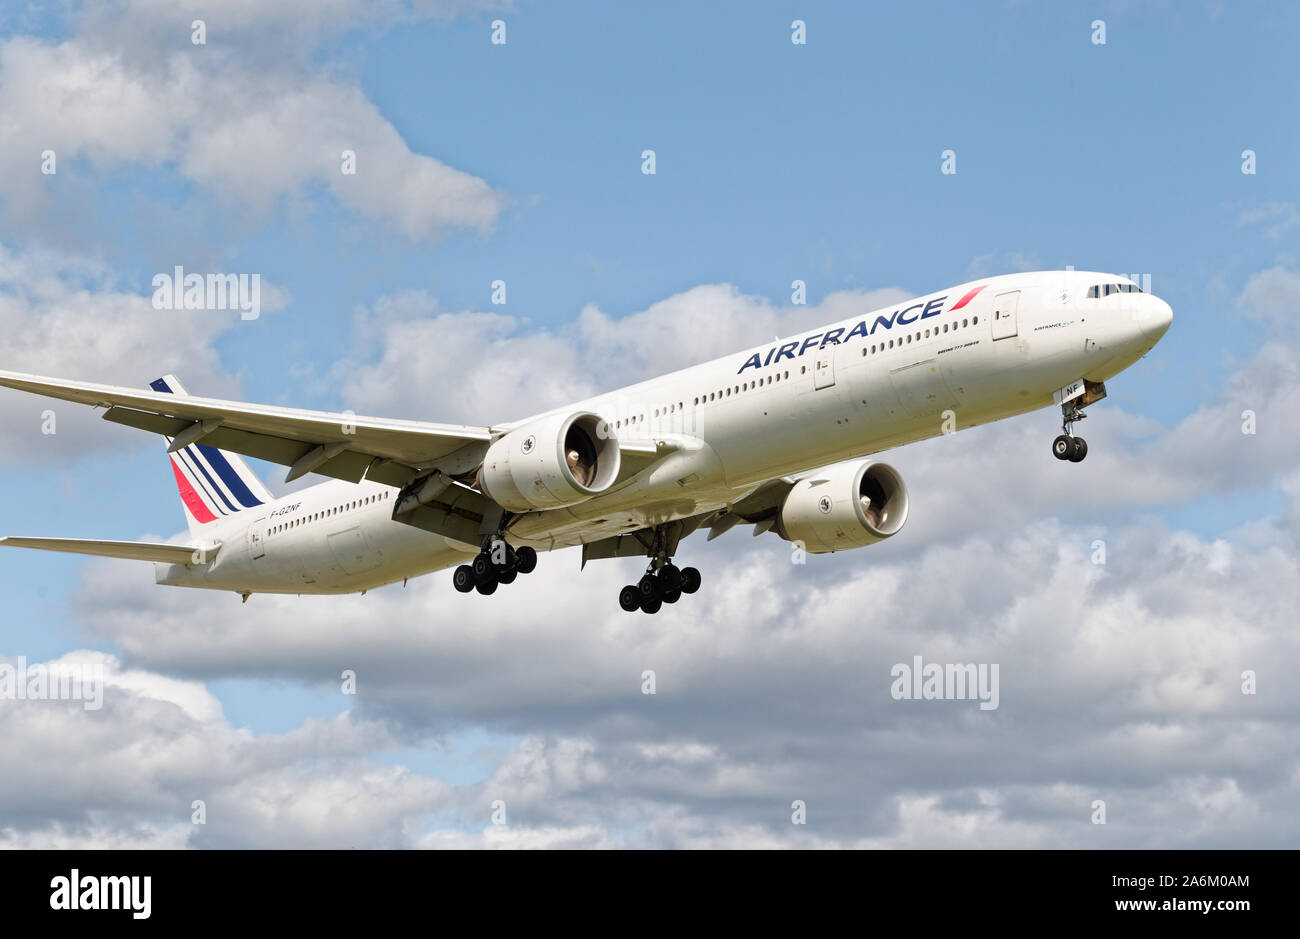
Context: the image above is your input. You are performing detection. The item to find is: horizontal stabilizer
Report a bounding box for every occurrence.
[0,536,218,565]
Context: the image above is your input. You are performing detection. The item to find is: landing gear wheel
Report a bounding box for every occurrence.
[452,565,476,593]
[658,563,683,592]
[637,574,661,601]
[475,578,498,596]
[1068,436,1088,463]
[1052,434,1074,461]
[471,553,495,583]
[640,596,662,615]
[515,545,538,574]
[619,585,641,612]
[497,568,518,585]
[662,587,682,604]
[680,567,702,594]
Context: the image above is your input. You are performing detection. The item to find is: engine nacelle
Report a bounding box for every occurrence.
[479,411,621,512]
[777,461,909,554]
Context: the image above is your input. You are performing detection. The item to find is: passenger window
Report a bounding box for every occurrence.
[972,316,978,325]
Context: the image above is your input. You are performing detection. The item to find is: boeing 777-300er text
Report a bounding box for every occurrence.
[0,271,1171,613]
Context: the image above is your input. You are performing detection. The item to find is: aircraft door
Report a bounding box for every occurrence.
[248,518,266,560]
[813,347,836,389]
[991,290,1020,340]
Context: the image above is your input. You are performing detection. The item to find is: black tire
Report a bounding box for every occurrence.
[638,574,660,600]
[658,563,683,591]
[640,596,662,615]
[680,567,702,594]
[497,568,518,585]
[618,585,640,612]
[471,553,494,584]
[1052,434,1073,461]
[475,578,498,596]
[452,565,476,593]
[515,545,538,574]
[662,587,682,604]
[1068,436,1088,463]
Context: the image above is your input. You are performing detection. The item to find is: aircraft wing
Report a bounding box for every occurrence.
[0,370,494,488]
[0,536,218,565]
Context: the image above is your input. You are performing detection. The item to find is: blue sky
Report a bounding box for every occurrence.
[0,1,1297,848]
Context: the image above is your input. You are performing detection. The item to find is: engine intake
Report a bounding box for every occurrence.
[777,461,909,554]
[479,411,621,512]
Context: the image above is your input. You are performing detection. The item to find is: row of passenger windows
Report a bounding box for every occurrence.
[610,369,799,429]
[610,314,982,429]
[269,490,391,535]
[860,315,978,356]
[694,371,791,407]
[1087,282,1143,297]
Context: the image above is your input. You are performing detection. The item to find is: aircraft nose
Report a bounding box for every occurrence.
[1141,296,1173,340]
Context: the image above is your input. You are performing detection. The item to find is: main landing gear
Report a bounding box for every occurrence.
[1052,401,1089,463]
[617,524,701,614]
[453,538,539,595]
[618,561,702,615]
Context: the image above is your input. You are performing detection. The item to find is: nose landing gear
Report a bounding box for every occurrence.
[1052,401,1089,463]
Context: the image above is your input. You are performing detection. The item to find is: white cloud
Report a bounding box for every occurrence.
[46,478,1300,847]
[0,246,251,464]
[1235,203,1300,240]
[0,4,507,240]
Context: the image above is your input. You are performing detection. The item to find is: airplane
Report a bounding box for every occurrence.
[0,270,1172,613]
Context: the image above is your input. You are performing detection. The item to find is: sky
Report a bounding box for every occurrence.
[0,0,1297,848]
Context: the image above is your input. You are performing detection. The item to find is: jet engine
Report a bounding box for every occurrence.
[776,461,909,553]
[478,411,621,512]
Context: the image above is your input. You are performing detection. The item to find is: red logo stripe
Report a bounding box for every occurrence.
[950,285,986,311]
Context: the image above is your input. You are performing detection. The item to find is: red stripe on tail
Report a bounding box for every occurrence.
[170,457,218,524]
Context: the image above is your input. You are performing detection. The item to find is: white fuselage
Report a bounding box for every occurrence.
[157,271,1172,595]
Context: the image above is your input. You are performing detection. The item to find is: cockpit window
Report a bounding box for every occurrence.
[1087,282,1143,298]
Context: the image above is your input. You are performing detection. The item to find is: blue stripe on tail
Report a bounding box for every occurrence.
[152,375,263,510]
